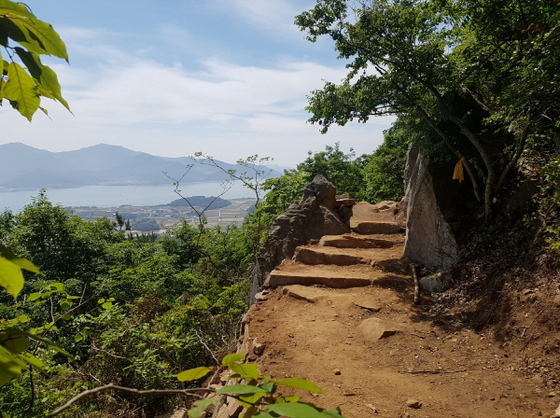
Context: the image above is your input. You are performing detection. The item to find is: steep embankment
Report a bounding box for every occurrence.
[232,205,559,418]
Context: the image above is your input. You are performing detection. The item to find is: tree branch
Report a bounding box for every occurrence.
[47,384,214,417]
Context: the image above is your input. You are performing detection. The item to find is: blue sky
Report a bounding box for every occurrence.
[0,0,394,167]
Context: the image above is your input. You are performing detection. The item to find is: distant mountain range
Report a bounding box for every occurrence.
[0,143,283,191]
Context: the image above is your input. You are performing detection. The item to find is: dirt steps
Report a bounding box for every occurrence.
[265,228,407,289]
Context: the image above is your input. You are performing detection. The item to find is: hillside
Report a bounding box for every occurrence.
[0,143,282,190]
[201,201,560,418]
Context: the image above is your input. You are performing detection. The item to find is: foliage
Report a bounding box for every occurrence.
[296,142,366,198]
[178,353,345,418]
[537,156,560,249]
[296,0,560,218]
[259,169,309,221]
[0,0,70,120]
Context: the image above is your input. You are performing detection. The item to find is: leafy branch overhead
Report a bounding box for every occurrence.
[0,0,70,120]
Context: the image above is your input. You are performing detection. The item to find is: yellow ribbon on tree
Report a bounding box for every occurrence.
[452,157,466,183]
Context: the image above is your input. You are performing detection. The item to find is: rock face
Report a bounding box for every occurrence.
[403,143,459,270]
[257,175,349,284]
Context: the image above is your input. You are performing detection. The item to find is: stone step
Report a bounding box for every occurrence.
[293,246,368,266]
[264,259,415,289]
[350,221,404,235]
[319,234,398,249]
[265,260,378,288]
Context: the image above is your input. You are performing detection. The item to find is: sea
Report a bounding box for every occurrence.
[0,182,256,213]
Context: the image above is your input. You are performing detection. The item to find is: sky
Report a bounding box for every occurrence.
[0,0,395,168]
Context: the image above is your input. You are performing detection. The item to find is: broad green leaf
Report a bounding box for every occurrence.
[222,353,245,365]
[238,392,265,408]
[0,245,40,273]
[14,47,69,109]
[0,1,36,19]
[320,407,345,418]
[242,406,260,418]
[0,257,24,298]
[228,362,260,379]
[15,331,73,359]
[17,352,44,369]
[6,15,68,60]
[260,382,275,394]
[274,378,324,393]
[265,403,343,418]
[3,334,30,354]
[15,315,30,323]
[216,384,267,396]
[187,398,219,418]
[177,366,212,382]
[101,301,113,310]
[28,292,42,302]
[252,413,279,418]
[59,300,73,309]
[3,62,39,121]
[48,283,64,292]
[0,345,25,386]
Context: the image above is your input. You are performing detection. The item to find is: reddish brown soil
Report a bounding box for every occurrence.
[240,229,560,418]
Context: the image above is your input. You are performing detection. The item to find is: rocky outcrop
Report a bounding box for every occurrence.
[403,143,459,270]
[257,175,349,284]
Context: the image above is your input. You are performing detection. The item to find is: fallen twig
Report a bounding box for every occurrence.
[411,264,419,304]
[399,369,466,375]
[47,384,214,417]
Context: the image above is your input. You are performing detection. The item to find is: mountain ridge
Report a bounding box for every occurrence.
[0,143,282,191]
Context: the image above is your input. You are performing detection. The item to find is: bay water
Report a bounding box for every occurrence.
[0,182,256,213]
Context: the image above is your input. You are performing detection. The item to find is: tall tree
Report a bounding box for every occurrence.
[296,0,559,218]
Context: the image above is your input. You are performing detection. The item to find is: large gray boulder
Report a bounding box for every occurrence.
[257,175,349,284]
[403,143,459,270]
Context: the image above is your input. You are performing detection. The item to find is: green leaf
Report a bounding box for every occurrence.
[0,257,24,298]
[15,315,30,323]
[216,384,267,396]
[177,366,212,382]
[274,378,324,393]
[238,392,265,408]
[222,353,245,365]
[0,245,40,273]
[48,283,64,292]
[260,382,276,394]
[228,363,260,379]
[101,301,113,310]
[187,398,219,418]
[0,345,25,386]
[4,14,68,60]
[28,292,42,302]
[17,352,44,369]
[0,1,36,19]
[242,406,260,418]
[3,334,30,354]
[265,403,343,418]
[3,62,39,120]
[14,47,69,109]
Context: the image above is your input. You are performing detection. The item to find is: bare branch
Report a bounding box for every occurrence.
[47,384,214,417]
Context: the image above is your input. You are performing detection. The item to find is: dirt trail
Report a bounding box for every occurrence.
[241,213,558,417]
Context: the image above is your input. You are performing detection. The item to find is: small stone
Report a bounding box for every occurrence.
[333,369,342,375]
[549,392,557,398]
[406,398,422,409]
[252,342,266,356]
[365,404,378,413]
[254,292,268,301]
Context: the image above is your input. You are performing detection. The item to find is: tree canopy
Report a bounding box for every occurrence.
[296,0,560,218]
